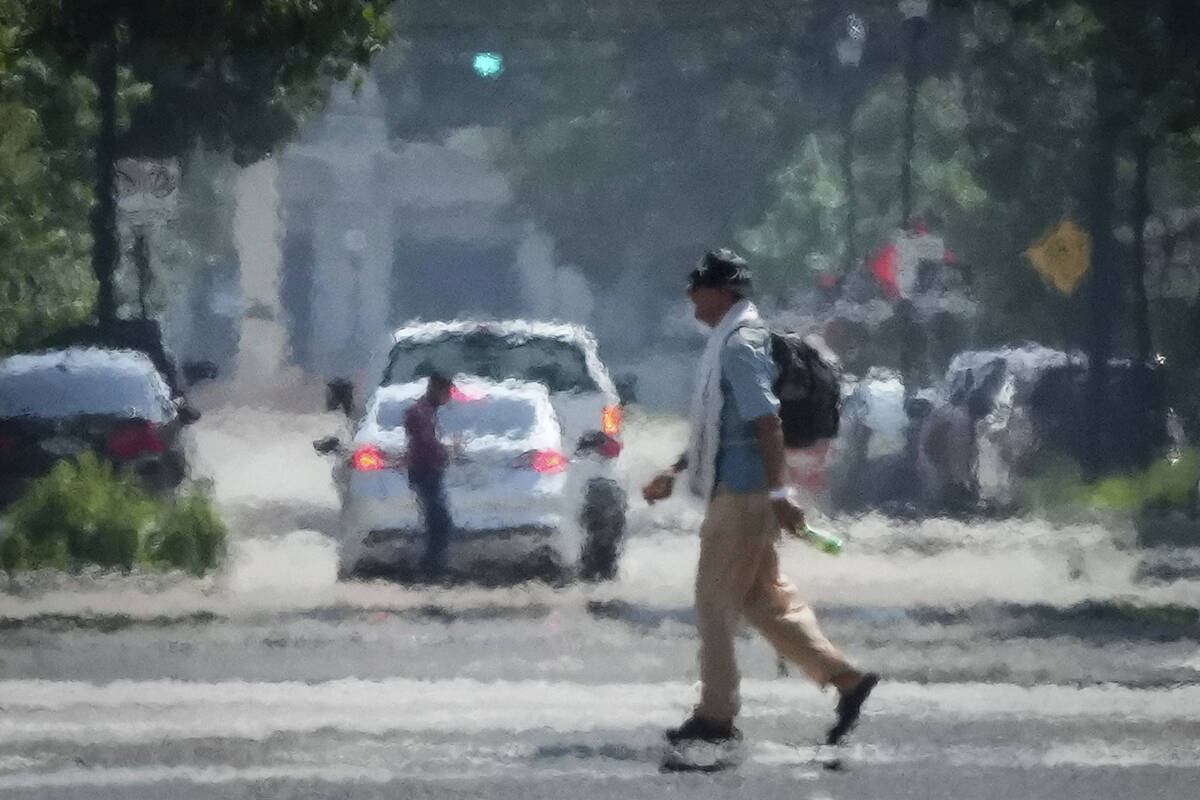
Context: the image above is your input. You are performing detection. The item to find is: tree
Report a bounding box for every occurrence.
[740,74,986,297]
[940,0,1200,470]
[0,0,95,353]
[372,0,966,354]
[22,0,396,327]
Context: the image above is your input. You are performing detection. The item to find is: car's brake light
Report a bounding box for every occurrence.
[575,430,622,459]
[352,444,385,472]
[597,435,621,458]
[512,449,569,474]
[0,434,16,455]
[106,421,165,459]
[602,405,622,437]
[450,385,486,403]
[534,450,569,473]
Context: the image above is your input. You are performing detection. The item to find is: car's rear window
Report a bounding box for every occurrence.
[0,366,169,421]
[376,396,538,440]
[382,334,598,393]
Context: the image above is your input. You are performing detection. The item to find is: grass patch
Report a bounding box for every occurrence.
[1011,447,1199,521]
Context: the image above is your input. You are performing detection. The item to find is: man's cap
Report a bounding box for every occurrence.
[687,249,753,292]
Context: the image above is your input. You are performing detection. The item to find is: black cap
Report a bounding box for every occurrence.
[687,249,753,292]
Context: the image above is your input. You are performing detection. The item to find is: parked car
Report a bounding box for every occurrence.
[0,347,199,504]
[39,318,220,398]
[931,344,1170,507]
[323,319,628,580]
[317,376,615,581]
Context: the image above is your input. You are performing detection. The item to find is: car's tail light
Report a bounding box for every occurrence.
[107,421,165,459]
[596,435,621,458]
[352,444,385,472]
[512,449,569,474]
[532,450,569,474]
[451,386,486,403]
[575,430,622,459]
[0,434,16,455]
[602,405,622,437]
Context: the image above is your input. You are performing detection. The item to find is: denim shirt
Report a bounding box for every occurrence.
[714,325,779,493]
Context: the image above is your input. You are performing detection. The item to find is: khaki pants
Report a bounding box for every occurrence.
[695,490,852,722]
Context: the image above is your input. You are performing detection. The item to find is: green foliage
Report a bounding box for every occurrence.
[740,74,988,291]
[106,1,398,166]
[739,132,847,285]
[146,490,228,576]
[0,531,29,573]
[0,452,227,575]
[2,0,398,337]
[1092,448,1200,512]
[0,0,96,354]
[3,451,155,570]
[396,0,846,300]
[1009,447,1199,521]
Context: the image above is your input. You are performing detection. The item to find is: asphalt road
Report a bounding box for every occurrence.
[1,404,1198,799]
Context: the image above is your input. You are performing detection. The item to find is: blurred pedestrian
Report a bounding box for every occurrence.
[642,249,879,747]
[404,372,455,579]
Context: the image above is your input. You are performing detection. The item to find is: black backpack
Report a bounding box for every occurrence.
[767,331,841,448]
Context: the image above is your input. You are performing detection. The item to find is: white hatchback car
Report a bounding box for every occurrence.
[323,376,591,580]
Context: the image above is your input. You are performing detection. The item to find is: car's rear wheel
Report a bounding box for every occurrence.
[580,479,627,581]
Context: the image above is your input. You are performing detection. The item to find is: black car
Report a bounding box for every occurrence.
[0,347,198,504]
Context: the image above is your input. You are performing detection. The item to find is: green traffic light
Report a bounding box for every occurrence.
[473,52,504,79]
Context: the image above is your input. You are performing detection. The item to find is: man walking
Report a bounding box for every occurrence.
[404,372,455,579]
[642,250,879,746]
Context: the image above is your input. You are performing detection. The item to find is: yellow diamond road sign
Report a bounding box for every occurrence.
[1026,220,1092,295]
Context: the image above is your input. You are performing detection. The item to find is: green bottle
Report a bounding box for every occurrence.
[799,524,842,555]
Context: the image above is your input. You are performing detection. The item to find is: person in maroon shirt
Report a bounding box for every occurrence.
[404,373,455,578]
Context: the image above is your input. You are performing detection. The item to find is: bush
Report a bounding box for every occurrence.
[1093,448,1200,514]
[1011,447,1200,522]
[146,490,227,575]
[1,531,28,573]
[0,451,226,575]
[3,451,156,571]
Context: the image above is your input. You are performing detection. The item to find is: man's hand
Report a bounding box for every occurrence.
[772,496,806,534]
[642,470,676,504]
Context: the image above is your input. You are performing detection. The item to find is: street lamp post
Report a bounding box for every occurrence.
[898,0,929,229]
[836,14,867,277]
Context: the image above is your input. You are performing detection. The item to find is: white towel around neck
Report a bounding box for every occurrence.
[685,299,764,499]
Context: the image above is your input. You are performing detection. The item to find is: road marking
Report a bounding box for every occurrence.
[2,678,1199,791]
[2,678,1198,745]
[1,736,1199,791]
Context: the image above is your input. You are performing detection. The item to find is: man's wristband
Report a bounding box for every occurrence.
[768,487,792,501]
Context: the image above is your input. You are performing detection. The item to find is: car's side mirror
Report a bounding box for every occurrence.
[313,435,342,455]
[178,405,202,425]
[183,360,219,385]
[614,373,638,407]
[326,379,354,418]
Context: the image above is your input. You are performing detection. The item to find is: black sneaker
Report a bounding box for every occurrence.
[665,714,742,745]
[826,673,880,745]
